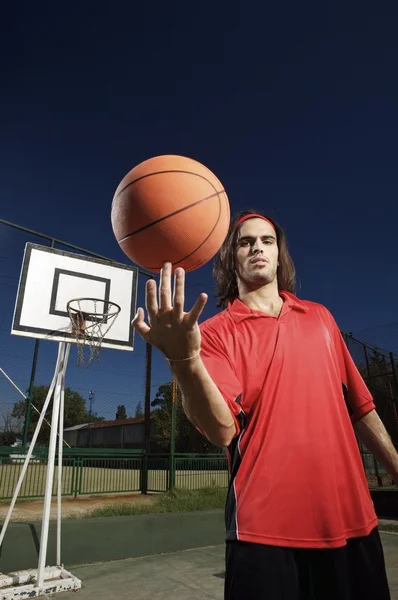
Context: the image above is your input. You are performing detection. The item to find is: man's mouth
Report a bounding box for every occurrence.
[250,258,268,266]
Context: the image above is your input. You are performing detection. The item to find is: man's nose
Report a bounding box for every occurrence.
[252,239,263,253]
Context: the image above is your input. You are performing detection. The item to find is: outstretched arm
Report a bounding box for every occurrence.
[132,262,238,448]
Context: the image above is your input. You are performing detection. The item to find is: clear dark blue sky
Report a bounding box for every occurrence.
[1,4,397,420]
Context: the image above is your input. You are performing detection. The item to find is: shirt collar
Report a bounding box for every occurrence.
[227,290,309,323]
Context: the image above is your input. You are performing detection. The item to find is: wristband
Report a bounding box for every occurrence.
[166,352,201,364]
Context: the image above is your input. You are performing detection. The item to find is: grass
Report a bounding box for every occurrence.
[77,487,227,519]
[378,522,398,534]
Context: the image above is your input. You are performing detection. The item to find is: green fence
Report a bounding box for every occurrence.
[0,447,229,500]
[1,442,395,502]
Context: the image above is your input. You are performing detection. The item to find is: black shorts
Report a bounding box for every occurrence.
[225,527,390,600]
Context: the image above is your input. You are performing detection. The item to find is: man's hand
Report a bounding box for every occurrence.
[132,262,208,361]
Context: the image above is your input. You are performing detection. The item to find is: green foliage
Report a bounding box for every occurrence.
[79,487,227,519]
[151,382,219,453]
[11,385,104,445]
[0,432,17,446]
[135,401,144,419]
[116,404,127,420]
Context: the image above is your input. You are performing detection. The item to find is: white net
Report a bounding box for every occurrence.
[67,298,121,367]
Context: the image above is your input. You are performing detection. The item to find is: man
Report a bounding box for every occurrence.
[133,211,396,599]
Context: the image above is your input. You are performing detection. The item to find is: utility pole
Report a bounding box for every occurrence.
[88,390,95,417]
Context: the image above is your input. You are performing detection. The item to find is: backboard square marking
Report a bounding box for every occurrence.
[50,269,110,320]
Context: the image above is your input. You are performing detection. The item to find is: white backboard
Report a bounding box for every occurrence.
[11,243,138,351]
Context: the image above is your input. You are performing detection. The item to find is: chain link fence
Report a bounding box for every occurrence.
[344,333,398,488]
[0,218,225,498]
[0,218,397,498]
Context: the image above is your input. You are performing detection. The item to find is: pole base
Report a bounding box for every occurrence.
[0,566,82,598]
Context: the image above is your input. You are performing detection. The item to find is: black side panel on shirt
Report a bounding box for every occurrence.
[342,382,354,417]
[225,396,246,541]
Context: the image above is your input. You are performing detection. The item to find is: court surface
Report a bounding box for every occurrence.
[50,532,398,599]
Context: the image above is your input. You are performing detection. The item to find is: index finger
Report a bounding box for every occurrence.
[186,293,208,327]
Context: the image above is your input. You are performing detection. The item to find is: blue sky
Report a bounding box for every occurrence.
[1,4,397,422]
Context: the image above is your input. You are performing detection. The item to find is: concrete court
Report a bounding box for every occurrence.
[52,533,398,600]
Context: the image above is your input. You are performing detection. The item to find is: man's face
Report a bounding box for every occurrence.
[235,218,279,287]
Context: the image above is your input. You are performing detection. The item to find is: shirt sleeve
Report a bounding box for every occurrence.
[200,323,244,436]
[330,316,376,423]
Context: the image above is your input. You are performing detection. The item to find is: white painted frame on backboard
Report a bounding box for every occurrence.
[11,243,138,350]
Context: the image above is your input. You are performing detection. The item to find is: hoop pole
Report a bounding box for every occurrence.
[56,344,70,566]
[37,342,67,587]
[0,345,65,549]
[23,339,40,450]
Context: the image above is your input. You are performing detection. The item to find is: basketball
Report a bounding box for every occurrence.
[111,155,230,273]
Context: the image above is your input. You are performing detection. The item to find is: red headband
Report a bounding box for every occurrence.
[236,213,275,230]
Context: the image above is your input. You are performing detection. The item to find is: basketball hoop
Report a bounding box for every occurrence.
[67,298,121,367]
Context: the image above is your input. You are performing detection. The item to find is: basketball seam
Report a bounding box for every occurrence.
[117,190,224,242]
[113,169,222,201]
[143,191,228,270]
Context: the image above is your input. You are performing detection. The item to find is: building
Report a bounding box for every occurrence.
[63,416,157,450]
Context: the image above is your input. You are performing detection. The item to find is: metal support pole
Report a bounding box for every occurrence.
[144,342,152,453]
[56,344,70,567]
[141,342,152,494]
[23,338,40,450]
[37,342,70,586]
[169,376,177,491]
[0,347,64,550]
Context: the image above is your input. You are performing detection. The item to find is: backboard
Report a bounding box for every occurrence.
[11,243,138,351]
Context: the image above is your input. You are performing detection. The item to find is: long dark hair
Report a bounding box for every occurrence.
[213,210,296,309]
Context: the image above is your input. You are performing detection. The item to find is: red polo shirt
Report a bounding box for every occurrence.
[199,291,378,549]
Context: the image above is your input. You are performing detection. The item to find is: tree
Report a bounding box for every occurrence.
[135,401,144,419]
[0,432,16,446]
[1,406,20,434]
[151,382,219,453]
[116,404,127,420]
[11,385,104,445]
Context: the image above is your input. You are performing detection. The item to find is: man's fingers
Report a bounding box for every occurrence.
[187,293,208,326]
[172,267,185,319]
[131,307,151,340]
[159,262,172,312]
[145,279,158,322]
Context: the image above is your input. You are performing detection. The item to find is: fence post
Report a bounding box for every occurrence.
[140,453,148,495]
[72,457,82,498]
[22,339,40,450]
[169,376,177,491]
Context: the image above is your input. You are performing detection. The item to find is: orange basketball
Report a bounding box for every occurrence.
[111,155,230,273]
